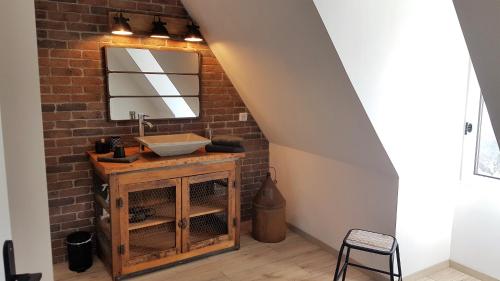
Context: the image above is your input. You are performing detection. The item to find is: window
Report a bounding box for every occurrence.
[474,96,500,179]
[462,61,500,181]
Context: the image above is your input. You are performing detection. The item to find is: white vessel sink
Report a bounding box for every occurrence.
[135,133,211,157]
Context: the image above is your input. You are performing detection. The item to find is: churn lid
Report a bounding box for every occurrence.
[253,173,286,209]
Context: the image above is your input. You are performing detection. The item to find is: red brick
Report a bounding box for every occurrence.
[77,210,95,219]
[59,154,88,163]
[42,104,56,112]
[67,23,98,32]
[73,128,103,136]
[46,164,73,174]
[75,194,93,203]
[37,39,67,49]
[47,181,74,191]
[71,94,101,102]
[71,111,102,119]
[82,69,103,76]
[68,40,100,50]
[51,67,82,76]
[163,6,188,17]
[61,219,91,230]
[36,20,66,31]
[49,59,70,68]
[50,213,76,224]
[50,49,81,59]
[137,3,162,12]
[58,171,88,181]
[52,85,82,94]
[49,197,75,207]
[48,31,81,41]
[81,14,108,24]
[56,103,87,111]
[41,95,72,103]
[56,138,88,147]
[38,48,49,58]
[35,1,58,11]
[78,0,107,6]
[72,76,102,85]
[45,147,72,156]
[70,59,101,68]
[44,129,72,139]
[152,0,178,5]
[41,76,72,85]
[48,12,81,22]
[59,3,90,13]
[59,187,90,197]
[109,0,136,10]
[61,203,91,214]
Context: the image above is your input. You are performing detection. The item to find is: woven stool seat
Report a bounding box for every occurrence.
[333,229,402,281]
[345,229,396,254]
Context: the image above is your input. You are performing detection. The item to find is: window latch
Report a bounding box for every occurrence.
[464,122,473,135]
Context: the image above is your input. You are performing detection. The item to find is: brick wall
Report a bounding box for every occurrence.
[34,0,269,263]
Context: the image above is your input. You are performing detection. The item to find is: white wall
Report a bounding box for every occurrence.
[270,144,398,266]
[449,2,500,278]
[0,1,54,280]
[0,111,12,281]
[451,177,500,279]
[182,0,395,175]
[183,0,399,267]
[314,0,470,275]
[453,0,500,145]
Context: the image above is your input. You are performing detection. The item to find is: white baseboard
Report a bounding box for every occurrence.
[450,260,499,281]
[287,223,387,281]
[287,224,498,281]
[404,261,450,281]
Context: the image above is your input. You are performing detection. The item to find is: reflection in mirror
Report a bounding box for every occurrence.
[110,97,200,120]
[105,47,201,121]
[108,73,199,96]
[106,47,199,73]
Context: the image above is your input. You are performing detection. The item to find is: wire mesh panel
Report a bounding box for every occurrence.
[126,183,178,264]
[187,177,230,249]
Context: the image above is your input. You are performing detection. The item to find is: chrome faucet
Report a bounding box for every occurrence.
[138,113,153,152]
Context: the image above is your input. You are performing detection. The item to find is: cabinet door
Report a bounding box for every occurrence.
[119,178,182,267]
[181,171,236,252]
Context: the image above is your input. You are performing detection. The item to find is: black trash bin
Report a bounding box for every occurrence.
[66,231,93,272]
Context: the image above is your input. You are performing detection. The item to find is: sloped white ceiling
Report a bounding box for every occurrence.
[182,0,396,175]
[454,0,500,145]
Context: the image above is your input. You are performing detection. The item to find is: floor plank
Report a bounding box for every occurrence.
[54,233,478,281]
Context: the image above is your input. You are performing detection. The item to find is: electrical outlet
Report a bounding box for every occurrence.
[239,112,248,122]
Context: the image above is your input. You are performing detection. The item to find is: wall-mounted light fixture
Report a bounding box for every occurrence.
[150,16,170,39]
[184,22,203,42]
[111,12,133,35]
[108,12,205,43]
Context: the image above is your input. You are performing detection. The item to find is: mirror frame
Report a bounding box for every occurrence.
[103,46,202,121]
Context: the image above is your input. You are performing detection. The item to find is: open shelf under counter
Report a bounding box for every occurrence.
[190,204,226,218]
[129,216,175,231]
[129,230,177,261]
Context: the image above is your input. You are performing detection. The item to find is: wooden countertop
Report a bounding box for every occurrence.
[88,147,245,176]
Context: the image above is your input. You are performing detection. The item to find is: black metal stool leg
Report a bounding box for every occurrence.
[396,245,402,281]
[341,247,351,281]
[333,244,345,281]
[389,254,395,281]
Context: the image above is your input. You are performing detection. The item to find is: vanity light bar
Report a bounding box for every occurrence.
[109,12,204,42]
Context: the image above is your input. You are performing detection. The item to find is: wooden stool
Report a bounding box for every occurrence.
[333,229,402,281]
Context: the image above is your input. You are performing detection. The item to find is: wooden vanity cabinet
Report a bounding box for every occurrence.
[89,148,244,280]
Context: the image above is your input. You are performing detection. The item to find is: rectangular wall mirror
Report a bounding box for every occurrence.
[105,47,201,120]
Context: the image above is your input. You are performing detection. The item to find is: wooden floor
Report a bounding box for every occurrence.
[54,232,479,281]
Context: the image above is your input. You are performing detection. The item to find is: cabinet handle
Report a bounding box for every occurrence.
[178,218,188,229]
